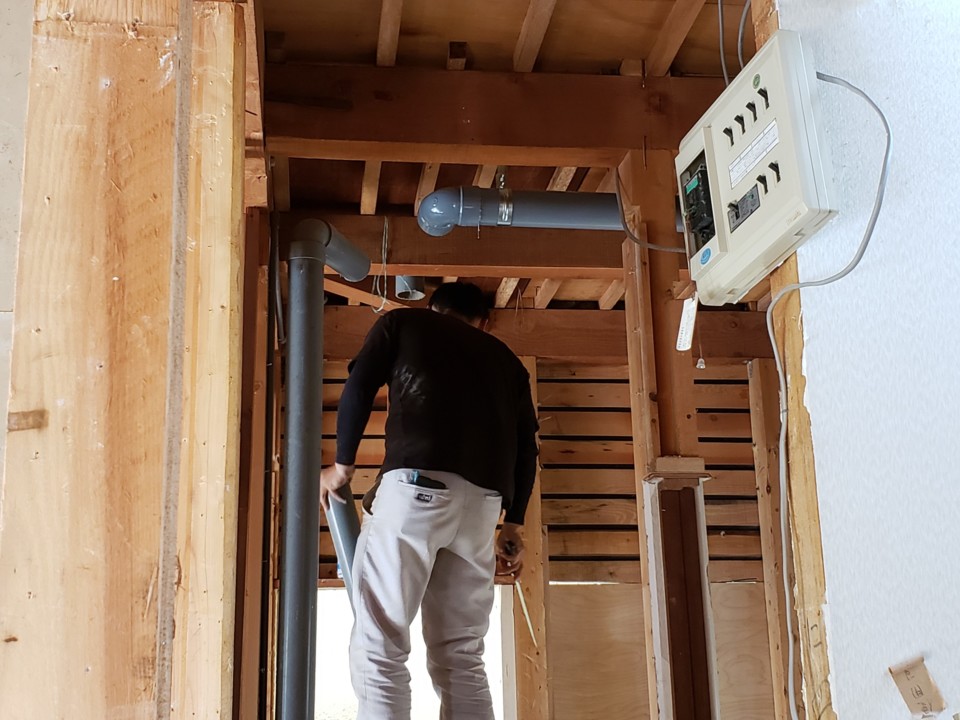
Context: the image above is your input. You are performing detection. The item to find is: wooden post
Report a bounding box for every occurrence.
[169,4,247,719]
[236,210,271,720]
[514,357,550,720]
[622,237,663,720]
[753,4,835,719]
[749,359,802,720]
[0,4,179,718]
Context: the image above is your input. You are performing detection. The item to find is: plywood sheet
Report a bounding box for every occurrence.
[549,584,649,720]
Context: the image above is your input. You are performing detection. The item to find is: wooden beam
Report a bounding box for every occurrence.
[578,167,607,193]
[242,0,266,208]
[598,278,625,310]
[513,0,558,72]
[324,278,407,312]
[172,5,246,717]
[753,3,832,717]
[622,238,662,720]
[264,65,724,165]
[546,166,577,192]
[272,155,290,211]
[360,160,382,215]
[495,277,522,308]
[414,162,441,214]
[447,41,468,70]
[376,0,403,67]
[749,359,794,720]
[533,279,561,309]
[626,151,699,455]
[513,358,550,719]
[646,0,708,77]
[596,168,617,194]
[619,59,645,77]
[473,164,498,188]
[325,307,627,361]
[280,213,627,279]
[0,10,180,718]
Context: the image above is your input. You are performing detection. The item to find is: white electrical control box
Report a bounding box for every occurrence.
[676,30,836,306]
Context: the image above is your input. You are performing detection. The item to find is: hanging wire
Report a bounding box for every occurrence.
[737,0,753,70]
[370,217,390,314]
[718,0,730,85]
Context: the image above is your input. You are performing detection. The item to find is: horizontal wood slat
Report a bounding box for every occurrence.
[322,383,388,407]
[540,468,637,495]
[694,383,750,410]
[538,382,631,408]
[543,499,638,525]
[707,532,762,559]
[540,439,634,466]
[538,410,632,437]
[537,361,629,381]
[549,530,641,557]
[549,560,642,583]
[703,470,758,497]
[704,500,760,527]
[699,441,756,466]
[707,560,764,583]
[697,411,753,439]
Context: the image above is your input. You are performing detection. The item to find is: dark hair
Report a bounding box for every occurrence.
[428,281,490,321]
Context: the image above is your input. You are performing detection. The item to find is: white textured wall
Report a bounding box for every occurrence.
[0,2,30,468]
[776,1,960,718]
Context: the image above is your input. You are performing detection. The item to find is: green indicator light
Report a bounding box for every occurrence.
[685,176,700,193]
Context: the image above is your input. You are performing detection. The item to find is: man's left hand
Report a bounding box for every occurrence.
[320,463,355,512]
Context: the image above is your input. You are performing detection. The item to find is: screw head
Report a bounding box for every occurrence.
[752,74,761,89]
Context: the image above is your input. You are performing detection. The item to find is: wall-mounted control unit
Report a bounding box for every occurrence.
[676,30,836,306]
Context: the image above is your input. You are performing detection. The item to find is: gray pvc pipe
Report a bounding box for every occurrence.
[295,218,371,282]
[417,186,625,237]
[278,229,368,720]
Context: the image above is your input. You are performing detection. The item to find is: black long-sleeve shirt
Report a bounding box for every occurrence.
[335,308,539,524]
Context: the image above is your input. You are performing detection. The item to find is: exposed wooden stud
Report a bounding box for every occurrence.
[534,278,561,309]
[376,0,403,67]
[578,167,607,193]
[754,2,832,716]
[441,275,459,284]
[242,0,266,209]
[646,0,708,77]
[447,41,468,70]
[513,0,558,72]
[622,237,662,720]
[495,277,522,308]
[414,162,441,214]
[749,359,794,720]
[172,5,247,717]
[265,65,724,165]
[513,358,550,719]
[474,164,498,188]
[598,278,625,310]
[619,59,645,76]
[596,168,617,194]
[272,155,291,211]
[324,278,406,312]
[546,166,577,192]
[0,10,181,717]
[360,160,382,215]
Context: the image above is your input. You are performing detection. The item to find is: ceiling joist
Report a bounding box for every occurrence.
[376,0,403,67]
[646,0,708,77]
[513,0,558,72]
[264,65,723,166]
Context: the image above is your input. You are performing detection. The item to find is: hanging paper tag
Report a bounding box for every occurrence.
[676,292,699,352]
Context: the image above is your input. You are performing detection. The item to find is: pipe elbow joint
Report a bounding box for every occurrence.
[417,187,466,237]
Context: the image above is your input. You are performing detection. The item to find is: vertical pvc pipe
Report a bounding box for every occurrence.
[277,237,325,720]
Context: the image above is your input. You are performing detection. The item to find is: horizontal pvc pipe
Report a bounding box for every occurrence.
[417,186,625,237]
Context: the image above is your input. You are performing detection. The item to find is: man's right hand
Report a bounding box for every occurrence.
[320,463,355,512]
[496,523,525,577]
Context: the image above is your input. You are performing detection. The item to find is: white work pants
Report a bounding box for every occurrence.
[349,469,502,720]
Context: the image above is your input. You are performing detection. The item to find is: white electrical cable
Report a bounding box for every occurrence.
[371,217,390,314]
[737,0,753,70]
[613,168,687,255]
[718,0,730,85]
[768,71,892,720]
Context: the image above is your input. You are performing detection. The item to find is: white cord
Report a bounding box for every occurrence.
[737,0,753,70]
[371,217,390,314]
[718,0,730,85]
[768,71,892,720]
[613,168,687,255]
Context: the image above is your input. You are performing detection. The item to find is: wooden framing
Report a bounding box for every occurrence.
[645,0,708,77]
[265,65,724,165]
[0,3,245,718]
[514,358,550,719]
[376,0,403,67]
[753,4,835,719]
[513,0,558,72]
